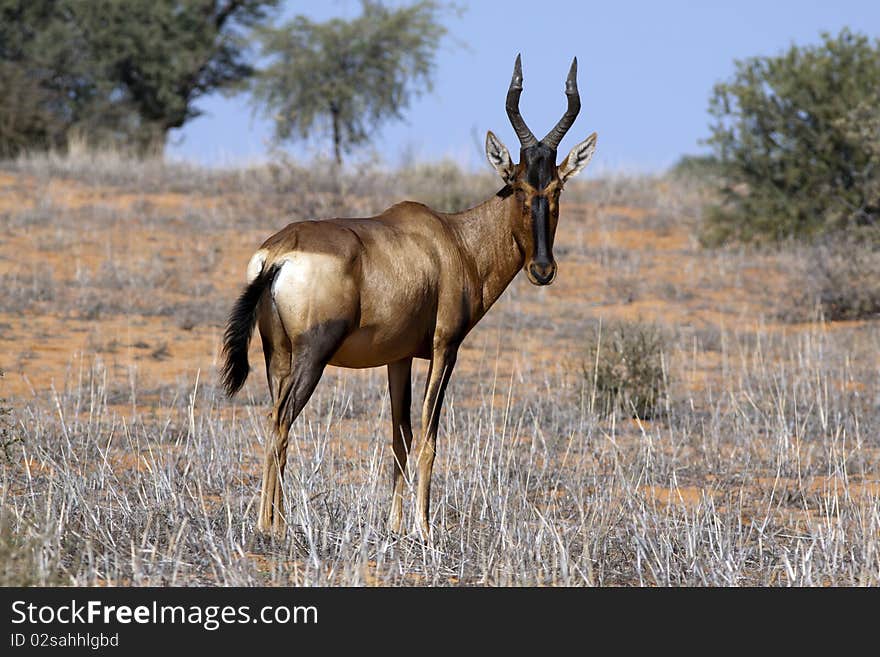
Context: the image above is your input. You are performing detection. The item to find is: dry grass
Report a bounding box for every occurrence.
[0,151,878,586]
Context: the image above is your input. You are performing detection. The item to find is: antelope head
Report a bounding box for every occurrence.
[486,54,598,286]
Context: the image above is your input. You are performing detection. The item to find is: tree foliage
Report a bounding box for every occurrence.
[703,29,880,245]
[0,0,278,156]
[0,1,87,155]
[252,0,449,164]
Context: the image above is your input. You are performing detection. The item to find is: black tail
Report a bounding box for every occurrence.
[221,263,281,397]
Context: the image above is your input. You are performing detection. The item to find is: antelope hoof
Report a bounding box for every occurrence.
[256,512,274,535]
[388,502,404,534]
[257,514,286,537]
[257,497,286,536]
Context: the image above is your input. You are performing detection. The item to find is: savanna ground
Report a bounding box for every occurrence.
[0,150,878,586]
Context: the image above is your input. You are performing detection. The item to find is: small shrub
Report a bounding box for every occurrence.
[0,268,56,313]
[0,516,61,587]
[583,321,668,419]
[780,235,880,321]
[669,154,725,184]
[0,369,20,461]
[0,520,38,586]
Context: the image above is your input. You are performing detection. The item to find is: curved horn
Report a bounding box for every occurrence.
[506,54,537,149]
[542,57,581,150]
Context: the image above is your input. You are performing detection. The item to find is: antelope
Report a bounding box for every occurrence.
[221,55,597,538]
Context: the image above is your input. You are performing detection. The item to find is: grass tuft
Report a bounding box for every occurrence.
[583,320,668,419]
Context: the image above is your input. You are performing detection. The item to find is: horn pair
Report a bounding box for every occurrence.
[506,53,580,150]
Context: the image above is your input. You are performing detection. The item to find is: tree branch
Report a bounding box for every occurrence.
[215,0,244,30]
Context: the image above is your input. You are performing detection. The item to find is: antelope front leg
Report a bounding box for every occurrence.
[387,358,414,533]
[416,344,458,540]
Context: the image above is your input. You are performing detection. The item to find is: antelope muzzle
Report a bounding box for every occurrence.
[527,195,556,286]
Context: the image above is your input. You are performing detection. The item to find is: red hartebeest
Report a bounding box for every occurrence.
[221,55,597,537]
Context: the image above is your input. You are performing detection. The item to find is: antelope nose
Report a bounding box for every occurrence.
[529,261,556,285]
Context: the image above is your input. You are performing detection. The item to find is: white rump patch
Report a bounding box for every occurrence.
[246,250,267,284]
[271,253,345,323]
[273,253,338,292]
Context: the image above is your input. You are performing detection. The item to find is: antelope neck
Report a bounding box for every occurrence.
[448,190,526,316]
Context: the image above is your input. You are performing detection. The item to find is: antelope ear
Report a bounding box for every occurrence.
[558,132,597,183]
[486,130,515,184]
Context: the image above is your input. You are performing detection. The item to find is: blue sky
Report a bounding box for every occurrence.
[169,0,880,173]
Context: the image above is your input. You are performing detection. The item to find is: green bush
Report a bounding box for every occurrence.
[702,29,880,245]
[583,321,667,419]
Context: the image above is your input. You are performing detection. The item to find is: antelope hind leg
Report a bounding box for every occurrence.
[256,252,357,534]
